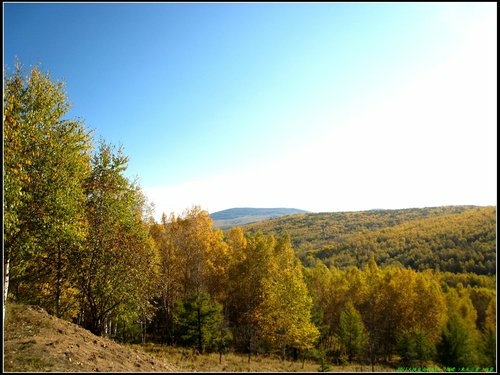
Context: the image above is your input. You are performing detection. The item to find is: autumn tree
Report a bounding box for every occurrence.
[302,260,334,348]
[391,270,446,366]
[149,207,230,344]
[379,268,447,360]
[163,206,218,298]
[75,140,157,336]
[358,257,385,367]
[204,227,231,305]
[255,234,319,360]
[148,213,183,343]
[3,63,92,320]
[226,231,275,361]
[467,286,496,333]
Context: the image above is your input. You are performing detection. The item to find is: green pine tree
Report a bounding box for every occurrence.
[437,312,478,368]
[173,292,227,354]
[336,300,368,363]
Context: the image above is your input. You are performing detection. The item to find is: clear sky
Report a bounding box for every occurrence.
[4,2,497,220]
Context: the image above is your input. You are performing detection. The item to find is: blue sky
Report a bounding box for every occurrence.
[4,2,497,220]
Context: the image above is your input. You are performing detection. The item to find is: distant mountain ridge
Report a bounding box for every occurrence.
[210,207,308,229]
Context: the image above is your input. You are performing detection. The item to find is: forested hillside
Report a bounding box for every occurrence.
[244,206,496,275]
[4,64,496,372]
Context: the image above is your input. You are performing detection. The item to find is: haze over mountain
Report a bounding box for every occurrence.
[210,207,308,229]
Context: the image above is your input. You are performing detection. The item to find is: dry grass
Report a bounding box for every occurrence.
[4,302,398,372]
[131,343,397,372]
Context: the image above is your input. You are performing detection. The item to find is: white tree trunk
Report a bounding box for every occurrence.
[4,257,10,322]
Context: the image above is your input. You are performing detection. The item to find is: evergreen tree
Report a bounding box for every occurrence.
[397,329,417,365]
[397,328,435,366]
[480,300,496,369]
[173,292,228,354]
[336,301,368,363]
[437,311,478,368]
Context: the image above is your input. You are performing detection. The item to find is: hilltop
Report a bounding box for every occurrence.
[3,303,179,372]
[210,207,307,229]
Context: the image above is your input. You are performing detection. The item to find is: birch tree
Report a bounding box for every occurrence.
[75,141,157,336]
[3,63,92,320]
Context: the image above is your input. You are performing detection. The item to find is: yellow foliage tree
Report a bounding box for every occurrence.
[255,235,319,359]
[226,231,275,360]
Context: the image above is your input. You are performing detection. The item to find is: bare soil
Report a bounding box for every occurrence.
[3,303,179,372]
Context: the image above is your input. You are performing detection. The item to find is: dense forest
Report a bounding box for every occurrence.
[244,206,496,275]
[3,65,496,371]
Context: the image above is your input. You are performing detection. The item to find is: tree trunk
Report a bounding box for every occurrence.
[55,245,62,318]
[247,335,252,363]
[104,317,109,337]
[197,306,203,353]
[4,256,10,323]
[141,318,147,344]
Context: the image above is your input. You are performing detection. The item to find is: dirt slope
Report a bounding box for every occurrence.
[3,303,179,372]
